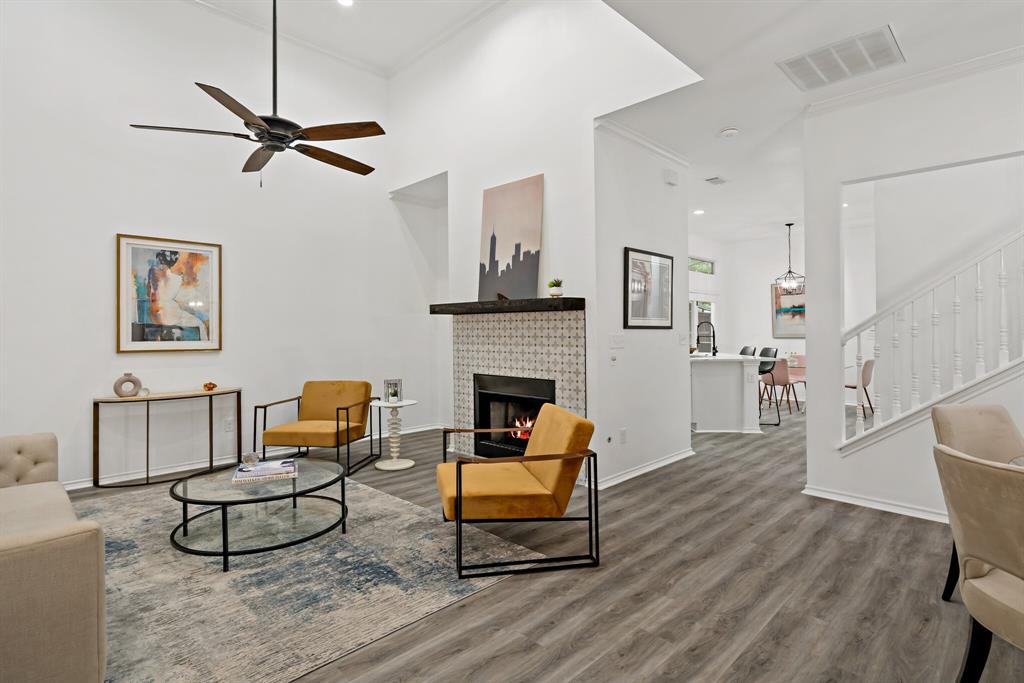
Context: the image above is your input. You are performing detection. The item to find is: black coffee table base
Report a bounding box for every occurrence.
[170,493,347,572]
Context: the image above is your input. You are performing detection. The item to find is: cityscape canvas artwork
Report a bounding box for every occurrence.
[117,234,221,352]
[771,283,806,338]
[478,174,543,301]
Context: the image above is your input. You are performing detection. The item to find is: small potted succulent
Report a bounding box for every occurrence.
[547,278,564,298]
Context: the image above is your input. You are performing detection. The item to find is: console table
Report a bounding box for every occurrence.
[92,387,242,488]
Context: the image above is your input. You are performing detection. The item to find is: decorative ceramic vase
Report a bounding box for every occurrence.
[113,373,142,398]
[548,286,563,298]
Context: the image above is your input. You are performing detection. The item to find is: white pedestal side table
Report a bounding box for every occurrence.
[371,399,418,471]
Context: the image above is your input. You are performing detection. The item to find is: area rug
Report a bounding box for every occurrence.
[74,479,539,683]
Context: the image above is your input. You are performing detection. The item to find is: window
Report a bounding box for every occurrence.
[688,256,715,275]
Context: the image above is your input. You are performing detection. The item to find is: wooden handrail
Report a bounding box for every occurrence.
[842,229,1022,342]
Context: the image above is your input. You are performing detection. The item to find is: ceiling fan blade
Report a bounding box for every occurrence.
[298,121,385,141]
[293,144,374,175]
[195,82,267,130]
[242,147,275,173]
[131,124,254,140]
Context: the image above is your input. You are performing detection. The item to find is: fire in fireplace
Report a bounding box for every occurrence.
[473,374,556,457]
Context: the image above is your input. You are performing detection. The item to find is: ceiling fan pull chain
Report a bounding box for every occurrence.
[260,170,263,188]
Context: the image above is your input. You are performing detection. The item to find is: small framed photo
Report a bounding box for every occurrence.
[384,379,403,403]
[117,234,222,352]
[624,247,673,329]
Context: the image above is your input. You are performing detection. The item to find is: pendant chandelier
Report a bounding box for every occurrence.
[774,222,805,295]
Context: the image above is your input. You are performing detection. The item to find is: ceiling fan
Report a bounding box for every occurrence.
[131,0,383,176]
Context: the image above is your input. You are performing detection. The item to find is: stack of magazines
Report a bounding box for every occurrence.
[232,459,297,484]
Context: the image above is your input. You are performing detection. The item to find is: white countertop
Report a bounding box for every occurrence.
[690,353,761,362]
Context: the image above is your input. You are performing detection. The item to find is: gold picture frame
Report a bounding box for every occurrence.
[116,234,222,352]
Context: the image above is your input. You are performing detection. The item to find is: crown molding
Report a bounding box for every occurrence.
[806,45,1024,117]
[594,119,691,168]
[391,1,507,76]
[188,0,389,78]
[388,190,447,209]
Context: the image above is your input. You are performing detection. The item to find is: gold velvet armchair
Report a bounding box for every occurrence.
[436,403,598,578]
[932,405,1024,602]
[933,443,1024,682]
[255,381,381,473]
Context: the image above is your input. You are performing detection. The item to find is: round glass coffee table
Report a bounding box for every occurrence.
[170,459,346,571]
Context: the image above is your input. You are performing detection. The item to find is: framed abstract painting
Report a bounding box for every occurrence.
[771,283,805,339]
[624,247,673,329]
[117,234,222,352]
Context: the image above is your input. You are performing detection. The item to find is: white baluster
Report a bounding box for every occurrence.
[872,324,882,426]
[891,310,902,417]
[855,333,864,436]
[953,275,963,388]
[998,249,1009,366]
[930,290,941,399]
[910,300,920,409]
[1020,254,1024,358]
[975,262,986,378]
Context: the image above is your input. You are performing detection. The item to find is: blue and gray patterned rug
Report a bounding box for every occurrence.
[75,479,539,683]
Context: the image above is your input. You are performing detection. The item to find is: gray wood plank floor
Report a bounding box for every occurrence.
[76,412,1024,681]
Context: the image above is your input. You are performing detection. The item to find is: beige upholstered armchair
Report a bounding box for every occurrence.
[932,405,1024,601]
[0,433,106,682]
[933,443,1024,682]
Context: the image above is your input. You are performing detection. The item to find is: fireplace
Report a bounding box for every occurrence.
[473,374,556,457]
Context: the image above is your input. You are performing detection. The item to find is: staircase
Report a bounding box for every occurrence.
[839,230,1024,451]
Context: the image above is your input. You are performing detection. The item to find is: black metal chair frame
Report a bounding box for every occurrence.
[757,351,782,427]
[253,395,383,474]
[440,428,599,579]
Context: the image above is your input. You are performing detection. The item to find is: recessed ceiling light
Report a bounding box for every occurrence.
[842,203,849,208]
[338,0,354,6]
[718,127,740,139]
[692,209,705,215]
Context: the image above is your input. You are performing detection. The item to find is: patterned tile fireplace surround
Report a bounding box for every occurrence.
[431,299,587,455]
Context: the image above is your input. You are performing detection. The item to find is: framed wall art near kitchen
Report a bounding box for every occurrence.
[771,283,806,339]
[117,234,222,352]
[623,247,673,329]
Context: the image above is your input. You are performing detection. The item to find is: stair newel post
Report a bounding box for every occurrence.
[872,324,882,426]
[930,289,942,400]
[975,262,986,379]
[910,300,920,409]
[953,274,963,388]
[891,310,902,418]
[855,333,865,436]
[998,248,1009,367]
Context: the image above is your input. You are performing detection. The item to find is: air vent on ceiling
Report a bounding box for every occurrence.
[777,25,905,91]
[704,176,726,185]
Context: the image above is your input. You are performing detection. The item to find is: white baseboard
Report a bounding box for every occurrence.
[802,485,948,524]
[597,448,696,490]
[64,423,445,491]
[64,453,243,491]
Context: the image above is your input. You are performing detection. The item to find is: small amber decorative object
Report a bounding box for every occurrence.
[203,382,218,392]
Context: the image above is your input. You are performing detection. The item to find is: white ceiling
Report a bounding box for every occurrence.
[194,0,504,76]
[604,0,1024,242]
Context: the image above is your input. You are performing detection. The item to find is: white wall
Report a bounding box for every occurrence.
[594,124,692,483]
[0,0,446,485]
[386,0,699,485]
[804,58,1024,518]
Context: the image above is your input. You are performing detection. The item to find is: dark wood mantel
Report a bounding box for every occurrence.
[429,297,585,315]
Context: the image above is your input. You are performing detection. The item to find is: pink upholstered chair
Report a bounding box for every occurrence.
[844,359,875,417]
[761,359,800,413]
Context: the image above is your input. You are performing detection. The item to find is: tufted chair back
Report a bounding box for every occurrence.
[0,433,58,487]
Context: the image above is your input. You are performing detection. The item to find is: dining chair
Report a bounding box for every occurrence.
[757,348,780,426]
[931,405,1024,602]
[933,442,1024,682]
[844,359,875,417]
[739,346,756,356]
[762,356,799,413]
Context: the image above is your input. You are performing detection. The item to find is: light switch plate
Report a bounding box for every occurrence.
[609,333,625,350]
